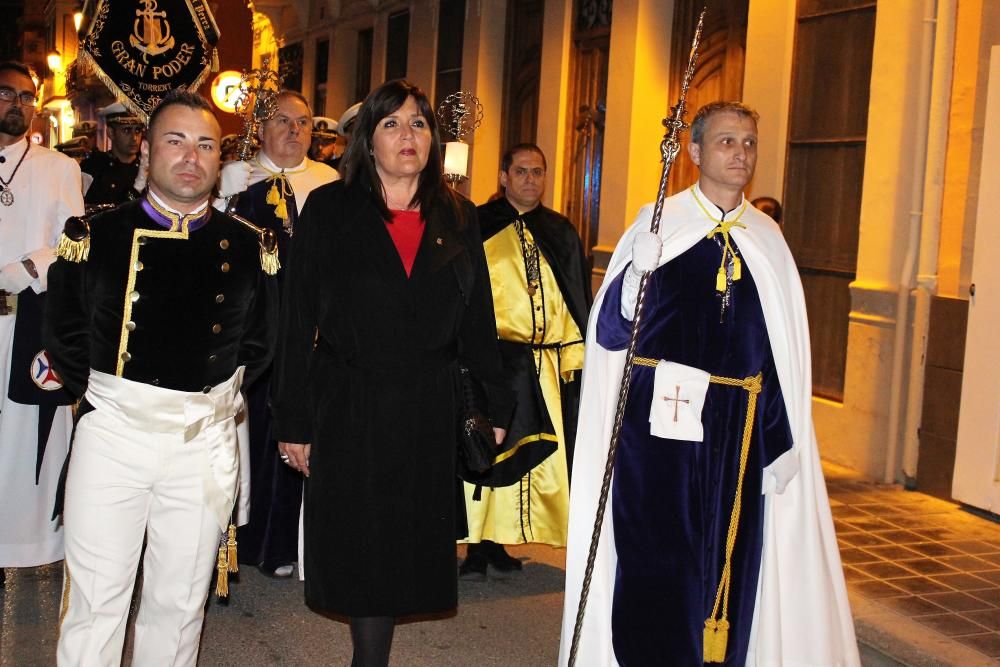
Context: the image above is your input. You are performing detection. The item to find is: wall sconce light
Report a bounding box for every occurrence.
[436,91,483,188]
[47,50,63,73]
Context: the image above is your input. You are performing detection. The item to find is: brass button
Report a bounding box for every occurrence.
[215,294,224,304]
[130,290,140,303]
[121,351,132,362]
[134,261,143,271]
[125,321,136,332]
[137,236,147,245]
[212,323,222,334]
[202,385,212,394]
[208,354,217,363]
[219,239,230,250]
[220,262,230,273]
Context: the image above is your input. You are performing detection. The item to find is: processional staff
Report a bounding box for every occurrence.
[225,56,283,215]
[566,8,708,666]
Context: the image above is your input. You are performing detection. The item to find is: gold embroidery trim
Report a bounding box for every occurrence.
[59,561,71,629]
[116,225,190,375]
[493,432,558,466]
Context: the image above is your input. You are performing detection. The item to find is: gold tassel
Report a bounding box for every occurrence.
[260,247,281,276]
[732,256,741,281]
[215,545,229,598]
[703,618,717,659]
[274,196,288,221]
[56,234,90,263]
[211,47,219,72]
[703,618,729,662]
[226,524,239,573]
[266,181,280,205]
[716,266,727,292]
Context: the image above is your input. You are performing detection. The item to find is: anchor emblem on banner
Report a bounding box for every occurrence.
[130,0,175,61]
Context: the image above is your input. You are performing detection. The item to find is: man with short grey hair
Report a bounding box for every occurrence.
[215,89,339,579]
[560,101,858,666]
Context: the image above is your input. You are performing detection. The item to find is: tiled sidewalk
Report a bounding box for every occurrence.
[827,463,1000,663]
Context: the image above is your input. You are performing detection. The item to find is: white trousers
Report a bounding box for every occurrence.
[57,369,243,667]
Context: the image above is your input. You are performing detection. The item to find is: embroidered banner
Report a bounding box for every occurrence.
[79,0,220,123]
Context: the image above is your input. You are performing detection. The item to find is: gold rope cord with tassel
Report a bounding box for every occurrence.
[256,158,295,234]
[215,516,240,598]
[632,356,762,662]
[215,543,229,598]
[702,372,763,663]
[226,523,239,573]
[690,186,747,292]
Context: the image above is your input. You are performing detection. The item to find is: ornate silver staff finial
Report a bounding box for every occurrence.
[233,56,284,163]
[436,90,484,142]
[566,7,708,666]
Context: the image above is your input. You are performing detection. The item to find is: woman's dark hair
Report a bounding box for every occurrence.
[339,79,462,226]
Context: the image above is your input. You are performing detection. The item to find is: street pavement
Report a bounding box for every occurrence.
[0,544,566,666]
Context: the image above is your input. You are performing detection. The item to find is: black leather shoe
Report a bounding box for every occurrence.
[458,552,488,581]
[483,541,523,573]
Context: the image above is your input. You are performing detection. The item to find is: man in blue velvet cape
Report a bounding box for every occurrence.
[559,102,858,666]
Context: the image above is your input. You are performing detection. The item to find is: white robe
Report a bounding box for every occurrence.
[0,139,84,566]
[558,186,859,666]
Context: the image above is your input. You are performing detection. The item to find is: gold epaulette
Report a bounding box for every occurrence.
[56,216,92,263]
[232,214,281,276]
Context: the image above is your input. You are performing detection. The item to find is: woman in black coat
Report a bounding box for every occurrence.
[271,80,511,666]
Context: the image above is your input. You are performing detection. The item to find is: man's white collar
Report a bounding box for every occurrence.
[148,189,208,217]
[258,151,308,173]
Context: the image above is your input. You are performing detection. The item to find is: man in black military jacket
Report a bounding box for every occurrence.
[45,90,278,666]
[79,102,144,208]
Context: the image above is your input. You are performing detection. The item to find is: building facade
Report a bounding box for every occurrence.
[21,0,1000,508]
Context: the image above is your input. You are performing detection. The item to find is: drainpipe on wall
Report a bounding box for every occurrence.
[901,1,956,486]
[883,0,947,484]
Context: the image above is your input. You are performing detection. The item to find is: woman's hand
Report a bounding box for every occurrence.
[493,427,507,446]
[278,442,311,477]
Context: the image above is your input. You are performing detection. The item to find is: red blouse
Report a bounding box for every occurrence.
[385,209,425,277]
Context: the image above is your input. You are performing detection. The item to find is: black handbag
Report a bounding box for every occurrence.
[456,365,496,482]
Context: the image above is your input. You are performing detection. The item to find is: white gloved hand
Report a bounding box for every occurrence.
[621,231,663,320]
[132,150,150,193]
[631,231,662,275]
[219,161,253,198]
[0,260,34,294]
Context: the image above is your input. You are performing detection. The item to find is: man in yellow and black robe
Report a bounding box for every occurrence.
[460,143,591,579]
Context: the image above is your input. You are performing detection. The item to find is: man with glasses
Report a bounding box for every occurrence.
[0,60,84,587]
[80,102,146,208]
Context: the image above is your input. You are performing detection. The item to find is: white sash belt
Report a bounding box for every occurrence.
[84,368,245,531]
